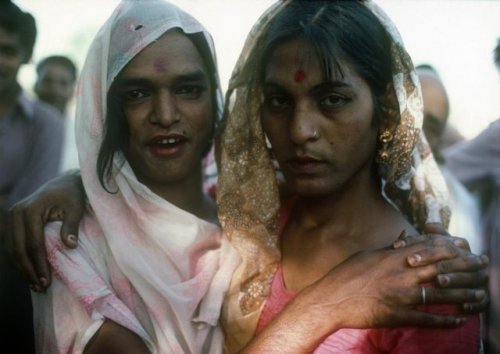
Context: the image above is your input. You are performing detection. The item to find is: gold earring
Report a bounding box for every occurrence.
[376,129,393,164]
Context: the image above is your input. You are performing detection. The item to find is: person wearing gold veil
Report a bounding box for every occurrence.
[217,1,482,352]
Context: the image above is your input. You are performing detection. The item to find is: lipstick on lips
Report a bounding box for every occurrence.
[148,134,187,158]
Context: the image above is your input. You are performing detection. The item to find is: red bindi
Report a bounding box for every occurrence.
[294,69,306,83]
[153,59,166,72]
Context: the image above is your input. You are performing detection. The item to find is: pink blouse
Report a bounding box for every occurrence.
[256,265,480,353]
[256,201,481,353]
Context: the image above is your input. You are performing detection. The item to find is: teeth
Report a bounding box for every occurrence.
[159,138,179,144]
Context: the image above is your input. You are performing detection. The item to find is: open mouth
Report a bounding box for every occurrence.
[148,135,187,157]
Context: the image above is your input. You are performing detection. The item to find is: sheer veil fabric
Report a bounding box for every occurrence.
[32,1,238,353]
[215,1,451,351]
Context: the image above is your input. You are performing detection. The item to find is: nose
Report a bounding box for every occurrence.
[289,101,319,144]
[150,91,180,127]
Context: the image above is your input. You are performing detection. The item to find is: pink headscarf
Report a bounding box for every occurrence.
[32,1,238,353]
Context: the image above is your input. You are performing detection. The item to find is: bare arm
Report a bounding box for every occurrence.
[6,170,85,291]
[241,238,486,353]
[84,320,150,354]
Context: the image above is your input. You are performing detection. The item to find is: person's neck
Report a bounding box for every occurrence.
[290,168,395,245]
[280,168,409,292]
[0,84,20,117]
[144,166,217,224]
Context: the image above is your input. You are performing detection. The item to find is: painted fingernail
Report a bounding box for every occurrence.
[393,240,405,249]
[475,290,486,300]
[40,277,48,287]
[408,254,421,266]
[438,274,450,287]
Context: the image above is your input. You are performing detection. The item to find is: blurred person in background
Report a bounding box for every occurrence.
[443,39,500,354]
[34,55,77,116]
[34,55,79,172]
[0,1,63,353]
[416,64,465,152]
[416,64,482,255]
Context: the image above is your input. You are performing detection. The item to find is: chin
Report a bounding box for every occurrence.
[289,180,335,198]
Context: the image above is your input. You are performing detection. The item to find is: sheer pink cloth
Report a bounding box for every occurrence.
[31,1,238,353]
[257,264,480,353]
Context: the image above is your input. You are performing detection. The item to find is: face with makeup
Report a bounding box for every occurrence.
[112,29,213,193]
[261,39,378,197]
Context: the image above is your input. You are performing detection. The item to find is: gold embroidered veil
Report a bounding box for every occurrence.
[215,1,451,351]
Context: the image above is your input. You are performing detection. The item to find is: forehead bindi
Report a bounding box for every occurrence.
[265,39,324,86]
[153,58,167,73]
[122,30,205,80]
[294,69,306,83]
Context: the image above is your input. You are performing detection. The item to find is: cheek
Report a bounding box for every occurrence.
[124,113,142,147]
[185,99,213,136]
[262,117,288,157]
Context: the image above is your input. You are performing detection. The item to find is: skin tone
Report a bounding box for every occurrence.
[113,29,216,223]
[4,23,489,354]
[81,29,215,353]
[240,39,484,352]
[34,62,75,114]
[418,71,450,162]
[262,39,413,290]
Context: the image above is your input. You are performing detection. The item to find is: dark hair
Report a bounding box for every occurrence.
[36,55,78,82]
[258,0,393,125]
[0,1,37,63]
[96,31,220,192]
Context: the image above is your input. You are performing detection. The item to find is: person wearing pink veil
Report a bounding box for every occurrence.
[31,1,239,352]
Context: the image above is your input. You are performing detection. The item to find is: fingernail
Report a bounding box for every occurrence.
[393,240,406,249]
[40,277,48,287]
[463,303,472,312]
[438,274,450,287]
[453,239,465,247]
[455,317,466,325]
[408,254,421,266]
[475,289,485,300]
[67,234,77,246]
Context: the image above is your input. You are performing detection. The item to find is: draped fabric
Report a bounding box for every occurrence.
[32,1,239,353]
[215,1,451,351]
